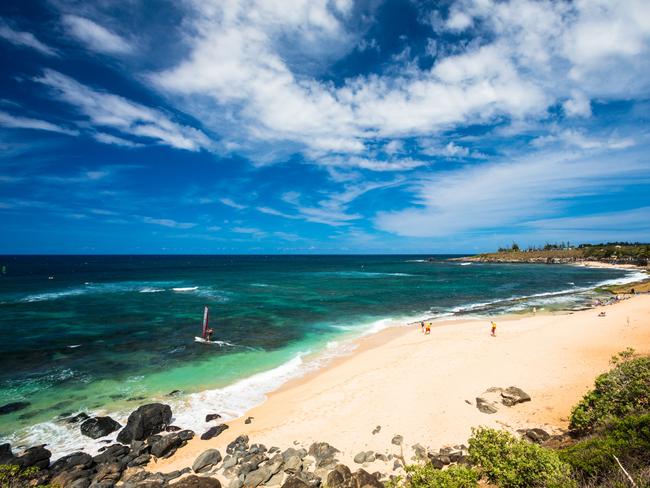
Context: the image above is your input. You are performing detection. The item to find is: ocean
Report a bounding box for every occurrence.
[0,255,643,457]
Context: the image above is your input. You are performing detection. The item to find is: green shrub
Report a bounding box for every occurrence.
[468,427,576,488]
[561,413,650,481]
[1,465,36,488]
[569,354,650,432]
[403,463,479,487]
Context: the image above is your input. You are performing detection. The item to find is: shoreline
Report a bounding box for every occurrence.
[149,288,650,475]
[2,263,646,464]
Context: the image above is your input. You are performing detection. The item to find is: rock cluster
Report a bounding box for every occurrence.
[475,386,531,414]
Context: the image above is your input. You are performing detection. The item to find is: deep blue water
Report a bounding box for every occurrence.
[0,255,639,455]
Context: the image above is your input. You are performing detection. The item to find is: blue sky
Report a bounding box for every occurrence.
[0,0,649,253]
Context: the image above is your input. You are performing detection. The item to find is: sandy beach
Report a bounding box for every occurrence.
[149,290,650,475]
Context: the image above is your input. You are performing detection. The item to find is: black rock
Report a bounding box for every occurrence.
[64,412,90,424]
[17,445,51,469]
[0,401,31,415]
[226,435,249,455]
[93,443,130,465]
[128,453,151,467]
[350,469,383,488]
[167,390,183,397]
[80,416,122,439]
[500,386,531,406]
[166,425,182,432]
[245,416,253,424]
[201,424,229,440]
[205,413,222,422]
[92,461,125,485]
[169,474,221,487]
[327,464,352,488]
[0,443,17,465]
[150,433,185,458]
[308,441,339,468]
[524,428,550,443]
[281,476,311,488]
[192,448,222,473]
[50,452,94,473]
[116,403,172,444]
[179,429,195,441]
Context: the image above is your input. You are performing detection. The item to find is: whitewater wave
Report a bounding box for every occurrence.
[17,281,182,303]
[172,286,198,292]
[317,271,415,278]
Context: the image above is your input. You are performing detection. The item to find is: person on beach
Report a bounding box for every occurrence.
[490,321,497,337]
[425,322,431,335]
[420,321,425,333]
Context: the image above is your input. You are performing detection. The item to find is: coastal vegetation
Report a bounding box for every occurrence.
[394,350,650,488]
[463,242,650,266]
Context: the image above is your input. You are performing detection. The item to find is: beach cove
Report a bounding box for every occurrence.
[151,289,650,478]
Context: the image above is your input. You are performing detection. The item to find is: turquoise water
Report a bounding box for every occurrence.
[0,255,642,455]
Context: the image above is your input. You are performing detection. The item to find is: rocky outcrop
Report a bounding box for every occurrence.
[16,445,51,469]
[117,403,172,444]
[80,416,122,439]
[307,441,339,469]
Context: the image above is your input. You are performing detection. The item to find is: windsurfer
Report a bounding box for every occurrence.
[206,327,214,342]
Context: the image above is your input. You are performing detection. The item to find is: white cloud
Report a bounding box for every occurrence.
[62,15,132,55]
[563,90,592,118]
[375,146,650,237]
[219,198,247,210]
[0,110,77,135]
[532,129,635,150]
[320,156,427,172]
[93,132,144,148]
[0,20,57,56]
[446,10,473,31]
[141,216,196,229]
[530,207,650,232]
[35,70,210,151]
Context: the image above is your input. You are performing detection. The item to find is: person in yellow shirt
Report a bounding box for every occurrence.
[490,321,497,337]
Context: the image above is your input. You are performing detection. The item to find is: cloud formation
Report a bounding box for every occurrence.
[0,20,57,56]
[35,70,210,151]
[62,15,133,54]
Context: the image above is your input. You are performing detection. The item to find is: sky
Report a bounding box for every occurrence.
[0,0,649,254]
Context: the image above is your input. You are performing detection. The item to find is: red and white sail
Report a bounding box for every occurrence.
[202,306,209,339]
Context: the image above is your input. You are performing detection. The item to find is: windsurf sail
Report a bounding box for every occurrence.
[202,306,209,339]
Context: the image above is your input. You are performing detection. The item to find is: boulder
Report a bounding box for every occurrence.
[391,435,403,446]
[372,425,381,435]
[150,433,185,458]
[92,461,125,485]
[411,444,427,461]
[81,416,122,439]
[523,428,550,443]
[475,397,498,414]
[17,445,51,469]
[0,401,30,415]
[93,444,130,465]
[201,424,229,441]
[166,425,182,432]
[205,413,221,422]
[349,469,383,488]
[245,416,253,424]
[290,471,321,487]
[307,441,339,468]
[0,443,17,465]
[244,465,274,487]
[128,453,151,467]
[193,449,222,473]
[64,412,91,424]
[169,475,221,488]
[226,435,249,455]
[283,454,302,474]
[51,452,95,473]
[501,387,531,406]
[116,403,172,444]
[50,466,94,488]
[326,464,351,488]
[281,477,310,488]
